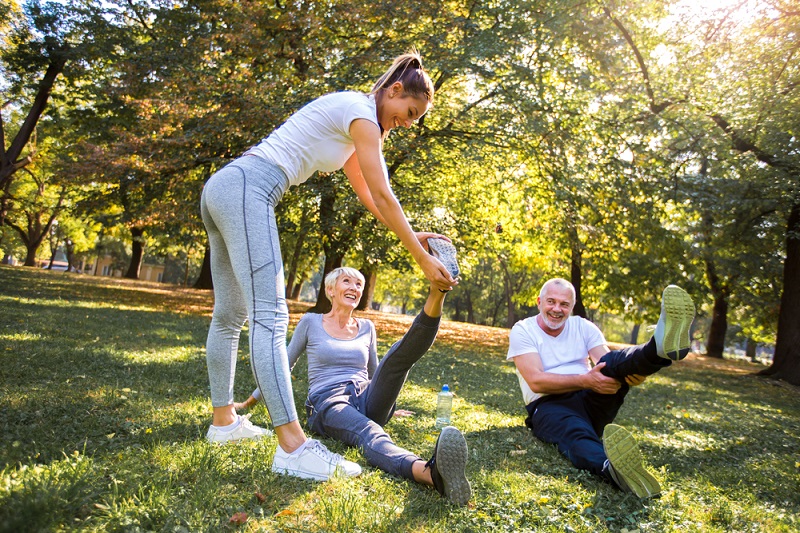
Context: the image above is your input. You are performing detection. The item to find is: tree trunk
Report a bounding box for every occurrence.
[761,198,800,384]
[193,244,213,290]
[25,243,38,267]
[570,232,587,318]
[452,294,463,322]
[65,239,75,271]
[706,290,729,359]
[284,213,310,298]
[499,261,518,328]
[746,338,757,362]
[308,253,342,313]
[356,267,376,311]
[125,227,145,279]
[466,290,475,324]
[0,53,68,190]
[291,277,304,300]
[630,323,640,345]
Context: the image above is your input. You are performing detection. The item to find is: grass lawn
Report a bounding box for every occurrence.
[1,265,798,532]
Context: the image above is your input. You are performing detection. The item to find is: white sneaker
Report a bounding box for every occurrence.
[271,439,362,481]
[206,414,273,444]
[428,238,460,279]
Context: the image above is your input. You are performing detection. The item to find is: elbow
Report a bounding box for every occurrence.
[528,382,546,394]
[373,194,392,213]
[371,188,396,211]
[523,376,546,394]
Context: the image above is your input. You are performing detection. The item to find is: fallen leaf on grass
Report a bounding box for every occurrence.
[275,509,295,517]
[229,512,247,525]
[255,492,266,503]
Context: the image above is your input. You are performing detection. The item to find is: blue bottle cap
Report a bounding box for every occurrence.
[442,384,449,392]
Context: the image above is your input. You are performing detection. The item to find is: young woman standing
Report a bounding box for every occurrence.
[200,52,456,481]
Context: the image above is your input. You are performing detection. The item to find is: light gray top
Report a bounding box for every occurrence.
[287,312,378,396]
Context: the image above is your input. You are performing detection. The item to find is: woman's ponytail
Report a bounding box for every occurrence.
[371,51,434,102]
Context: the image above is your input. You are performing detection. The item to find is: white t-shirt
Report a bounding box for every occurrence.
[245,91,385,187]
[506,315,606,405]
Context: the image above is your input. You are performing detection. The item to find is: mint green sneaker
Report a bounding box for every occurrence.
[654,285,695,360]
[603,424,661,498]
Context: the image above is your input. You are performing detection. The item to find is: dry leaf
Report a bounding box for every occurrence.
[229,512,248,525]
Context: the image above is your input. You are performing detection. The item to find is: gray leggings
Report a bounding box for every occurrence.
[199,156,297,426]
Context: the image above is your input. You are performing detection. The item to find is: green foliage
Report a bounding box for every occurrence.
[1,267,799,532]
[3,0,796,355]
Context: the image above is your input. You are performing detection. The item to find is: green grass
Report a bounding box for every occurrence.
[1,265,798,532]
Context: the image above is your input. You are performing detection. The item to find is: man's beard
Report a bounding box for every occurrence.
[540,313,567,330]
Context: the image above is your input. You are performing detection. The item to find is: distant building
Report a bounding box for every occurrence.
[85,255,165,282]
[36,254,166,283]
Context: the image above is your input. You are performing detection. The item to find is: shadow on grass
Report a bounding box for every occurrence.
[1,296,215,468]
[3,266,799,532]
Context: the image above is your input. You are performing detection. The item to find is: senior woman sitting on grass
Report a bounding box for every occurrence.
[237,266,471,505]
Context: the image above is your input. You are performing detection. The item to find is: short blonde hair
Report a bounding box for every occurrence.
[324,267,365,298]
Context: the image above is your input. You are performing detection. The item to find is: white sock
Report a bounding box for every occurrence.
[282,439,311,456]
[212,415,241,432]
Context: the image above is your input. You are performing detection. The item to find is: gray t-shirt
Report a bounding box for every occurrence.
[288,312,378,396]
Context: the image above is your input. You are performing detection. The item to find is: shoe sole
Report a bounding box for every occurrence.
[428,239,460,279]
[603,424,661,498]
[206,431,273,445]
[658,285,695,360]
[271,462,361,481]
[271,466,330,481]
[436,427,471,506]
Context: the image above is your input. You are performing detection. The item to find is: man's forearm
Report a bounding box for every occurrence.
[527,372,587,395]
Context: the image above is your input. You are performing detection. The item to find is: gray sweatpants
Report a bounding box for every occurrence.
[199,155,297,426]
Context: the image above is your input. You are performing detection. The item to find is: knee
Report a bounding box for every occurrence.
[211,308,247,331]
[353,419,389,448]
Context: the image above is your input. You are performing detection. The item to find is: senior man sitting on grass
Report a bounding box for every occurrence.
[507,278,695,498]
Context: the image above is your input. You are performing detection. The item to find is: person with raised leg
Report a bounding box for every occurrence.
[507,278,695,497]
[240,266,471,504]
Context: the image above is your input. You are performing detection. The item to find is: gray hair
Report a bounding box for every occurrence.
[539,278,576,301]
[324,267,365,297]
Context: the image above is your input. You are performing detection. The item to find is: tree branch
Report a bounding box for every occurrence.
[0,51,68,189]
[603,7,676,115]
[708,114,800,175]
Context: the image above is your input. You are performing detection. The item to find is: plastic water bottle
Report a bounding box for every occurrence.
[435,384,453,429]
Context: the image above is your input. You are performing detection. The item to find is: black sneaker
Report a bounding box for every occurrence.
[428,238,460,279]
[425,426,471,506]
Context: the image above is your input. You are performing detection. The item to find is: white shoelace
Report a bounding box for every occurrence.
[307,439,343,464]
